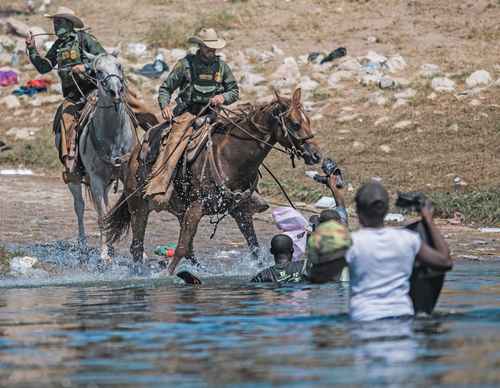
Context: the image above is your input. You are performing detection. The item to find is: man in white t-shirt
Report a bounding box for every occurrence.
[346,181,453,321]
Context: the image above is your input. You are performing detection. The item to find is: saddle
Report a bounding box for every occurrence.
[139,116,216,167]
[53,93,98,182]
[140,114,221,205]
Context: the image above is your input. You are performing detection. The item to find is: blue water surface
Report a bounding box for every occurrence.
[0,261,498,387]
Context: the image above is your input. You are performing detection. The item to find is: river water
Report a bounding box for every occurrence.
[0,261,498,387]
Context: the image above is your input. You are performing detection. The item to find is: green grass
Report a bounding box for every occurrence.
[0,126,59,170]
[430,190,500,225]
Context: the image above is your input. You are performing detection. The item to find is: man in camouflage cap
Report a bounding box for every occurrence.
[146,28,239,203]
[26,6,106,180]
[305,219,352,283]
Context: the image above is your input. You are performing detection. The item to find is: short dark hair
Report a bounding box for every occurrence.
[355,181,389,224]
[270,234,294,255]
[319,209,342,224]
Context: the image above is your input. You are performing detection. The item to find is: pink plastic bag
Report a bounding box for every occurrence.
[272,207,310,261]
[0,71,18,87]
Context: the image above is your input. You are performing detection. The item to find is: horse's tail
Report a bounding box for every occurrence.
[104,192,131,244]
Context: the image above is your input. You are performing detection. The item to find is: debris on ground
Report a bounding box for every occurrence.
[0,70,18,86]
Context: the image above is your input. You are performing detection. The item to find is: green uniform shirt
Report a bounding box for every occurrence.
[28,31,106,100]
[158,52,239,112]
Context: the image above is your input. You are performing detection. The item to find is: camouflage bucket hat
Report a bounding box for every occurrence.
[307,220,352,264]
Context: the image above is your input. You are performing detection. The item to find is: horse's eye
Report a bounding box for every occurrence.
[290,121,301,131]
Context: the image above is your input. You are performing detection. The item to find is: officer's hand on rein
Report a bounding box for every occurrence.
[25,32,35,49]
[161,106,173,121]
[210,95,224,106]
[71,64,86,74]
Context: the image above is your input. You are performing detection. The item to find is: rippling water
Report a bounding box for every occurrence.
[0,261,499,387]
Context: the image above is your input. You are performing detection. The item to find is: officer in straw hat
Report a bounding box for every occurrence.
[25,6,106,181]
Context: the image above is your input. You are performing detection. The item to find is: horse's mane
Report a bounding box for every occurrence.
[217,98,291,131]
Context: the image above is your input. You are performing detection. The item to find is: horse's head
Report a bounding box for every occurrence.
[85,51,124,103]
[272,88,322,165]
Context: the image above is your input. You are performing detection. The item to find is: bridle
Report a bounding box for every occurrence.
[216,101,315,165]
[91,54,125,107]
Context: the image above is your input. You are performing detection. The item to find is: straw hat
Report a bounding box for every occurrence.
[188,28,226,49]
[45,7,84,29]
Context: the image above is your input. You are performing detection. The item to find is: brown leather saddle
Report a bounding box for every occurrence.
[139,118,217,167]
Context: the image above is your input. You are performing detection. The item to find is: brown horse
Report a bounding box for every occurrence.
[105,88,322,274]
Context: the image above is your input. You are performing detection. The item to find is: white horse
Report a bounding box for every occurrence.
[68,53,137,263]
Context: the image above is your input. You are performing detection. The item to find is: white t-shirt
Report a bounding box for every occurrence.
[346,227,422,321]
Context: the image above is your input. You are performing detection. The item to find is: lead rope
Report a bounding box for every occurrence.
[261,162,296,209]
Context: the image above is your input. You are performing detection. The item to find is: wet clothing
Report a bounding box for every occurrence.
[251,261,307,283]
[158,51,239,115]
[346,227,422,322]
[28,31,106,101]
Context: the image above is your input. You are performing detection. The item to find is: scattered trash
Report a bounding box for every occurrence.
[126,42,147,57]
[154,243,177,258]
[0,70,18,86]
[320,47,347,64]
[307,52,323,63]
[135,54,169,79]
[0,140,12,153]
[13,78,52,96]
[362,61,382,74]
[314,196,337,209]
[384,213,405,223]
[479,227,500,233]
[0,168,34,175]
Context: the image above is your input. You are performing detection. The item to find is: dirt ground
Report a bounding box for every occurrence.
[1,1,500,257]
[1,175,499,263]
[1,0,500,198]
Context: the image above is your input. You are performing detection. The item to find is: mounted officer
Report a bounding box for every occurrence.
[158,27,239,120]
[146,28,240,203]
[25,7,106,181]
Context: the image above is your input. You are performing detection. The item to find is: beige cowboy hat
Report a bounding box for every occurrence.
[44,6,84,29]
[188,28,226,50]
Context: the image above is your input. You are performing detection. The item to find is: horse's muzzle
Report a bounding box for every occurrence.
[303,142,322,165]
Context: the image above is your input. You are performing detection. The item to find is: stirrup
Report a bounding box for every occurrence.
[62,169,81,184]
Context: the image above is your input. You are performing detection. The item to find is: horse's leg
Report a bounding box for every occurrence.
[129,197,149,264]
[167,201,203,274]
[68,181,87,254]
[89,176,111,264]
[230,207,260,256]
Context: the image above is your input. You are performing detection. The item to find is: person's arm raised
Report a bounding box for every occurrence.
[415,201,453,270]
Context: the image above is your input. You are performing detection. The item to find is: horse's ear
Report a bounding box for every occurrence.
[110,49,120,58]
[273,88,283,105]
[292,88,302,107]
